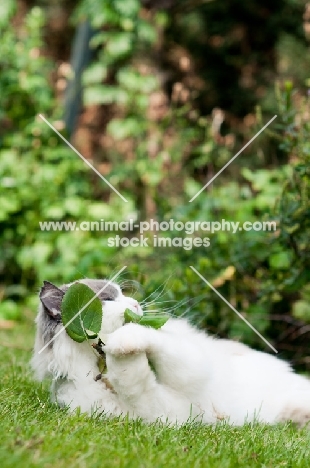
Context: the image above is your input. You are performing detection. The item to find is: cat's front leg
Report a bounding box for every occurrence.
[104,326,175,420]
[106,352,156,398]
[104,323,157,356]
[104,324,205,422]
[105,352,192,423]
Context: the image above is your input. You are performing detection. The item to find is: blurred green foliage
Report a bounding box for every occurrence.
[0,4,131,316]
[1,0,310,368]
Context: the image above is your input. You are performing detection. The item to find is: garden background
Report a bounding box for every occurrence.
[1,1,310,465]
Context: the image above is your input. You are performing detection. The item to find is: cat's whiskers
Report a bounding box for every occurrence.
[142,303,179,313]
[175,294,213,320]
[140,275,174,304]
[142,298,192,317]
[142,309,162,313]
[140,290,170,306]
[142,287,211,319]
[141,299,178,308]
[164,297,191,310]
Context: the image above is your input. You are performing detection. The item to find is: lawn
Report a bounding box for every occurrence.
[1,314,310,468]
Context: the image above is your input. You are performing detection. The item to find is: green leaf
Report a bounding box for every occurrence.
[269,251,291,269]
[138,314,169,329]
[292,300,310,322]
[61,283,102,343]
[85,330,99,339]
[124,308,169,329]
[107,117,144,140]
[106,32,133,59]
[124,308,141,323]
[82,63,107,86]
[84,86,127,106]
[114,0,140,17]
[117,68,158,93]
[137,21,157,44]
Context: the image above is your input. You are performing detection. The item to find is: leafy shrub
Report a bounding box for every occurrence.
[0,4,133,313]
[1,0,310,370]
[72,0,310,367]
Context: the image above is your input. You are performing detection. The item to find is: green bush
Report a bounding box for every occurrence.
[72,0,310,366]
[0,4,133,313]
[1,0,309,369]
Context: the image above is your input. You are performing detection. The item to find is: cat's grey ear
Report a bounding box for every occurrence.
[39,281,64,320]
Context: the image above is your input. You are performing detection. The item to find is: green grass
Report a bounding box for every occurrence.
[1,315,310,468]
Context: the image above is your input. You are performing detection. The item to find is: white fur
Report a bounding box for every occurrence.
[31,285,310,426]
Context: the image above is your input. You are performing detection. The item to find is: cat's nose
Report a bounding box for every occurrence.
[128,299,142,315]
[131,300,139,311]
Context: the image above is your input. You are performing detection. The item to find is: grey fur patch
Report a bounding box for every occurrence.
[39,281,64,320]
[38,305,62,347]
[76,279,120,302]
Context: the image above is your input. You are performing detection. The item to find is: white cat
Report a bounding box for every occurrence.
[31,279,310,426]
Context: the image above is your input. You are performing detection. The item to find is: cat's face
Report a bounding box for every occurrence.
[32,279,142,380]
[39,278,142,338]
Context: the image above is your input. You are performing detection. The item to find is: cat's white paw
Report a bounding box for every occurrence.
[104,323,149,356]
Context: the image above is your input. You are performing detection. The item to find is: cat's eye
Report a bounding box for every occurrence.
[104,297,114,301]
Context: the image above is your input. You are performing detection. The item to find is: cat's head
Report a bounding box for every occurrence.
[31,279,142,381]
